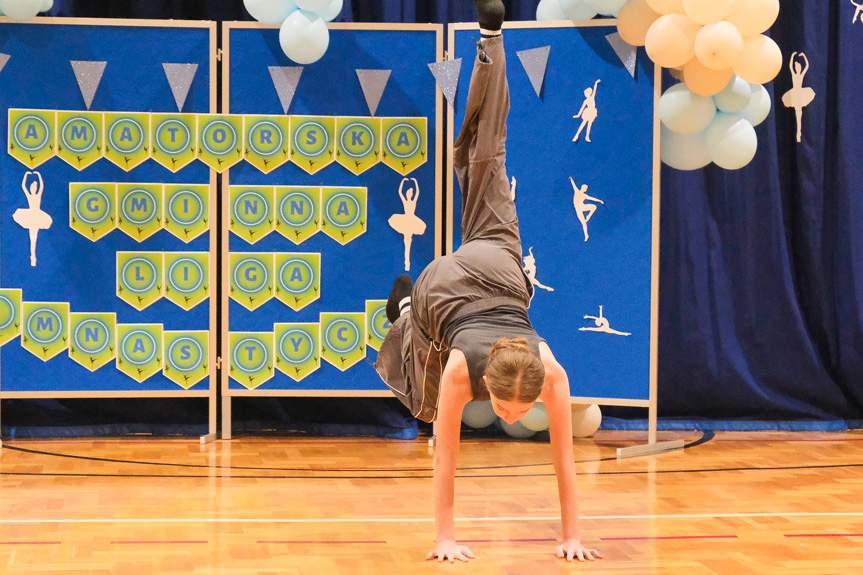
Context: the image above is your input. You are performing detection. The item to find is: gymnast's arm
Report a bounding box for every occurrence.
[427,349,475,562]
[539,342,603,561]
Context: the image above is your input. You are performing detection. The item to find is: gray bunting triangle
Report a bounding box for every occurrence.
[517,46,551,98]
[70,60,107,110]
[427,58,462,107]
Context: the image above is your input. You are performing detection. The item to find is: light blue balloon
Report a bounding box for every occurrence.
[585,0,628,16]
[714,75,752,114]
[315,0,342,22]
[500,419,537,439]
[738,83,772,127]
[520,404,549,432]
[295,0,330,10]
[462,401,497,429]
[279,9,330,65]
[659,83,717,135]
[660,125,712,171]
[704,113,758,170]
[536,0,569,20]
[0,0,42,20]
[244,0,297,24]
[559,0,598,20]
[42,0,53,11]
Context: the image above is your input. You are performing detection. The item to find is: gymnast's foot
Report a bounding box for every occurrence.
[474,0,504,35]
[386,274,413,324]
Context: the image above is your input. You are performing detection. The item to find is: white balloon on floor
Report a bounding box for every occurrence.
[462,401,497,429]
[572,404,602,438]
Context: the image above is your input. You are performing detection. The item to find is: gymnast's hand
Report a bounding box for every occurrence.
[426,539,475,562]
[556,539,603,562]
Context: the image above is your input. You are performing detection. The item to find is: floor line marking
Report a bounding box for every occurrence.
[0,512,862,525]
[602,535,739,541]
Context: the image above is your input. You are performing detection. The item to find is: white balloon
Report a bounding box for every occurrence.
[714,75,751,113]
[279,9,330,65]
[704,113,758,170]
[559,0,598,20]
[500,419,537,439]
[738,83,772,126]
[462,401,497,429]
[585,0,628,16]
[42,0,53,11]
[244,0,298,24]
[0,0,42,20]
[571,404,602,438]
[660,125,712,170]
[520,403,550,432]
[536,0,570,20]
[659,82,717,134]
[315,0,342,21]
[295,0,330,10]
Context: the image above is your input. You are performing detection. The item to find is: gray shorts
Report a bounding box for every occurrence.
[376,35,533,422]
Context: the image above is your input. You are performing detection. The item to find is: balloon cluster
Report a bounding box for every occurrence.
[659,75,771,170]
[243,0,342,65]
[537,0,629,21]
[0,0,53,20]
[462,401,603,438]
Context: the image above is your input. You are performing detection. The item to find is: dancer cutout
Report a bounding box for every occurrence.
[523,247,554,292]
[853,1,863,23]
[781,52,816,143]
[579,305,631,336]
[387,177,427,271]
[376,0,601,564]
[13,171,53,267]
[572,79,600,143]
[510,176,516,201]
[570,177,604,242]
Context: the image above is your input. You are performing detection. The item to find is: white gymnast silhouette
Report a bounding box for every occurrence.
[388,177,427,271]
[853,1,863,24]
[522,247,554,292]
[570,177,604,242]
[13,171,53,267]
[510,176,516,201]
[579,305,631,336]
[781,52,816,144]
[573,79,600,143]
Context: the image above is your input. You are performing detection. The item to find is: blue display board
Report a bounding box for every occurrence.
[0,19,215,396]
[451,23,658,402]
[224,23,442,396]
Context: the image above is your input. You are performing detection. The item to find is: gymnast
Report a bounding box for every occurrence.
[375,0,602,563]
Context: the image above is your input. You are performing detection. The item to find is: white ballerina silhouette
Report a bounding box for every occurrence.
[13,171,53,267]
[573,79,600,143]
[579,305,631,336]
[522,247,554,292]
[853,0,863,24]
[388,177,427,271]
[570,177,604,242]
[781,52,816,144]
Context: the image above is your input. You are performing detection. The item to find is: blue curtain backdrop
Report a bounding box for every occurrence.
[11,0,862,425]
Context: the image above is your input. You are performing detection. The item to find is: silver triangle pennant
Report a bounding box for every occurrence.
[517,46,550,98]
[0,53,10,75]
[427,58,462,107]
[70,60,107,110]
[356,69,392,117]
[606,33,637,78]
[268,66,303,114]
[163,63,199,112]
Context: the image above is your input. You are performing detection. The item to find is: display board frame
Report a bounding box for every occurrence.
[449,21,664,445]
[0,17,219,441]
[221,22,444,439]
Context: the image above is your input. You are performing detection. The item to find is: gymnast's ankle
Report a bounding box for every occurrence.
[474,0,504,37]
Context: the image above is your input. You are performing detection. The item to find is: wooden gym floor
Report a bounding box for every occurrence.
[0,429,861,574]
